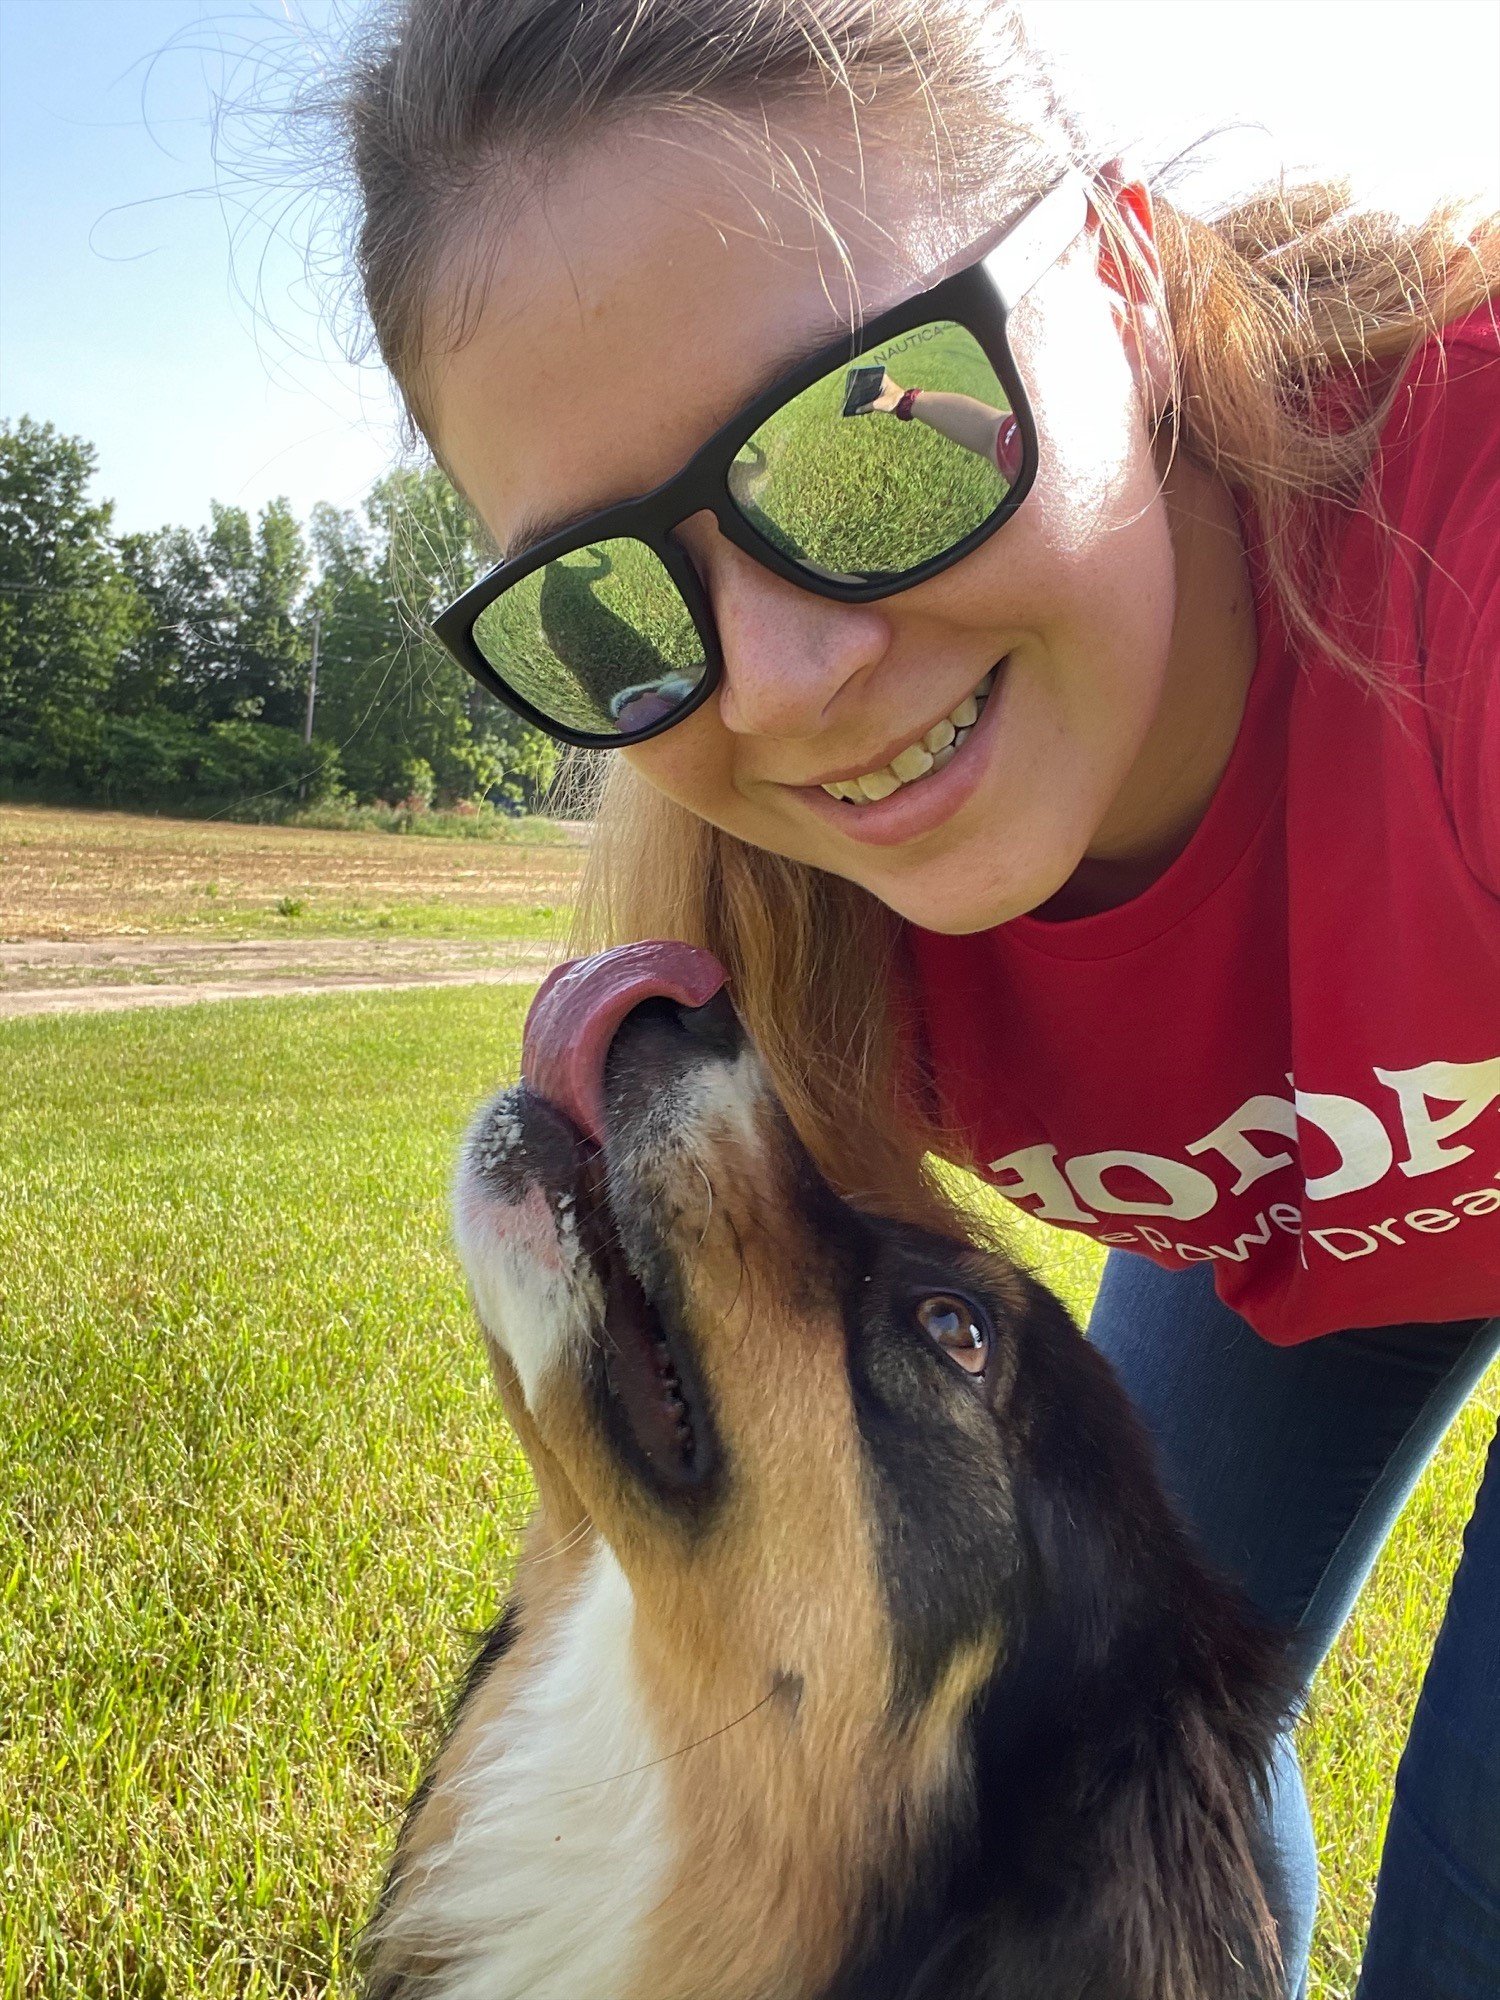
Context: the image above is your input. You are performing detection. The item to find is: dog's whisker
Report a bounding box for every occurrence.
[515,1515,594,1569]
[692,1160,715,1250]
[635,1678,806,1934]
[512,1678,795,1806]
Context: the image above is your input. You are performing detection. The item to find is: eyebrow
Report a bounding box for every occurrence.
[501,320,857,562]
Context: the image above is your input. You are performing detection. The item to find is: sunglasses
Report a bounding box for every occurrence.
[431,172,1094,749]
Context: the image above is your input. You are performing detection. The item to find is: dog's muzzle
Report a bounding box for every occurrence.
[453,944,748,1493]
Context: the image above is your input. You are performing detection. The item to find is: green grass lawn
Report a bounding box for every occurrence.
[180,895,573,944]
[2,991,1493,1997]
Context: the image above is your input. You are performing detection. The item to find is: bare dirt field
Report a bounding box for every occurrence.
[0,804,587,1014]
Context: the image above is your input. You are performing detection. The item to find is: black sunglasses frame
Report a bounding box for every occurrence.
[432,179,1088,750]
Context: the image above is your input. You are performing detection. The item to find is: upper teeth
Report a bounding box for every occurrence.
[822,669,995,802]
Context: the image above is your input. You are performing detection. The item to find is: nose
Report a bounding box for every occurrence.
[611,986,742,1068]
[604,989,746,1134]
[663,986,741,1058]
[676,514,892,741]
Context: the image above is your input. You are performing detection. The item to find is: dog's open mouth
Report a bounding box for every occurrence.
[479,939,734,1496]
[570,1145,714,1492]
[522,939,728,1145]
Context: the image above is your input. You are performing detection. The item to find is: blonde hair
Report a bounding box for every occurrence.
[342,0,1500,1203]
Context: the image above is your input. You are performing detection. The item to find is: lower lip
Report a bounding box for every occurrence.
[792,657,1011,849]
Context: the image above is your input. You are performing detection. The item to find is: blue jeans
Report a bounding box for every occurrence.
[1088,1254,1500,2000]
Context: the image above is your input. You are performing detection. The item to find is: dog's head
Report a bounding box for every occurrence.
[380,949,1289,2000]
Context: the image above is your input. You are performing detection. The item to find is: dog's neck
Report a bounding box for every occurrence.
[370,1539,669,2000]
[372,1483,1287,2000]
[372,1521,973,2000]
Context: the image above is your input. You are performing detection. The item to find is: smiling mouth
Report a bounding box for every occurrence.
[816,663,999,804]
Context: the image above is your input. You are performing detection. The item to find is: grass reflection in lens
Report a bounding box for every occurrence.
[473,539,706,737]
[731,322,1015,580]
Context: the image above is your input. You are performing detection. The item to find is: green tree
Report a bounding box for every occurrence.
[189,500,310,727]
[305,501,407,800]
[1,421,555,814]
[310,469,558,807]
[112,528,205,716]
[242,497,311,730]
[0,419,142,778]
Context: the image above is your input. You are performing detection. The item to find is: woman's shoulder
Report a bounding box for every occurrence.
[1370,301,1500,892]
[1369,301,1500,512]
[1315,302,1500,642]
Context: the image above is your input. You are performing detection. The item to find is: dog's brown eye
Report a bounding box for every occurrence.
[916,1294,988,1375]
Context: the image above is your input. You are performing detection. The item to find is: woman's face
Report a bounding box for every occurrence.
[426,109,1239,933]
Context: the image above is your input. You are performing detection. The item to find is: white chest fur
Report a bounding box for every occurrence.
[388,1543,672,2000]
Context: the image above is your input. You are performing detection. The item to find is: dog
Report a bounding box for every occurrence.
[364,945,1291,2000]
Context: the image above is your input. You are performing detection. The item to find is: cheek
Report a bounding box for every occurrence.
[622,709,747,828]
[1004,268,1175,643]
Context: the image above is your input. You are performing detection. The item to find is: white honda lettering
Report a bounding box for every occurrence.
[986,1054,1500,1241]
[1206,1209,1275,1262]
[1187,1095,1298,1195]
[1375,1057,1500,1178]
[1063,1150,1219,1221]
[1310,1226,1381,1261]
[986,1143,1098,1225]
[1292,1083,1394,1200]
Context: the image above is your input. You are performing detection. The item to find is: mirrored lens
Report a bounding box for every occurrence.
[729,322,1020,582]
[472,538,708,738]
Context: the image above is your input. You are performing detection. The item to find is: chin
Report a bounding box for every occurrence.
[856,841,1080,936]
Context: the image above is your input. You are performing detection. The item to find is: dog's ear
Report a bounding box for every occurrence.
[983,1324,1295,1999]
[941,1282,1296,2000]
[947,1559,1289,1999]
[817,1503,1292,2000]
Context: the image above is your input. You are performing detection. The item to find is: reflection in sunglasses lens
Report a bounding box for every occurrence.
[729,321,1017,580]
[472,539,707,737]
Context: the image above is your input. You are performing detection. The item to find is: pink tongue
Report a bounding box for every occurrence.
[521,942,729,1144]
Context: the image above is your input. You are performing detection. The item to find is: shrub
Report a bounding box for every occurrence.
[97,710,200,800]
[391,756,435,809]
[0,707,345,812]
[278,799,576,842]
[193,720,343,808]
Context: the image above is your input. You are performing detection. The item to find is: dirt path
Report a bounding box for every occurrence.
[0,936,557,1019]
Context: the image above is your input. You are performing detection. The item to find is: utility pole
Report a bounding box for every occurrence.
[303,609,322,745]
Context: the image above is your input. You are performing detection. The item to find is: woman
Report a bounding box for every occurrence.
[338,1,1500,1990]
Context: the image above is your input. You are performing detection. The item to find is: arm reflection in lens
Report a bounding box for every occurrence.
[845,370,1023,480]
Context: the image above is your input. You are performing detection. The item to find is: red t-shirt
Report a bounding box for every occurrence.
[909,308,1500,1344]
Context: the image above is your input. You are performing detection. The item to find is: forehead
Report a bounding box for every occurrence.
[423,110,994,555]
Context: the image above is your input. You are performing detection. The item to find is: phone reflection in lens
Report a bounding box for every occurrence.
[608,673,701,734]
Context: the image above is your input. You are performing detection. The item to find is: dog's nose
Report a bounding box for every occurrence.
[609,987,744,1070]
[666,986,742,1059]
[520,942,732,1143]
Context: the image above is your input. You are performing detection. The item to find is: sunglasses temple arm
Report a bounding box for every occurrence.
[980,171,1096,307]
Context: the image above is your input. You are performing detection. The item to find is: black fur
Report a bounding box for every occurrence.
[830,1263,1294,2000]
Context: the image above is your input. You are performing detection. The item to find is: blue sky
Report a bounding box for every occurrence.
[0,0,401,537]
[2,0,1497,541]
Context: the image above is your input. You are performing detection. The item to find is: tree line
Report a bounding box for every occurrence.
[0,416,559,816]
